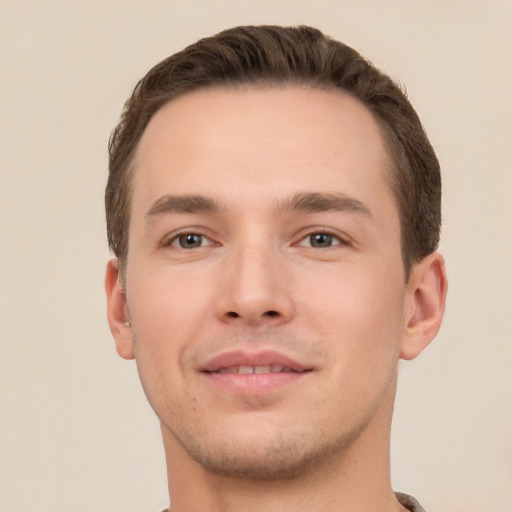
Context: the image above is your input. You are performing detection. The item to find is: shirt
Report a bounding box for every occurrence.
[160,491,426,511]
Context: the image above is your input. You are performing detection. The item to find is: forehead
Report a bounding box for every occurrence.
[132,85,395,212]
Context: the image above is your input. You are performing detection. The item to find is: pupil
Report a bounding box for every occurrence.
[311,233,332,247]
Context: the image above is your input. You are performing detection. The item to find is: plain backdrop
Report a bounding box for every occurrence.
[1,1,511,511]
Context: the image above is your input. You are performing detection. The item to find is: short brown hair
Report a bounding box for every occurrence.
[106,25,440,281]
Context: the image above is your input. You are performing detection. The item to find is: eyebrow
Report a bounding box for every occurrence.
[145,194,223,221]
[144,191,371,223]
[275,192,371,217]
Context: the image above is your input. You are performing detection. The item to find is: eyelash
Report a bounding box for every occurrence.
[162,231,215,249]
[296,229,348,248]
[162,228,348,250]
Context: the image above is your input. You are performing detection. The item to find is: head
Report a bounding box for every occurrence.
[106,25,441,287]
[105,26,447,483]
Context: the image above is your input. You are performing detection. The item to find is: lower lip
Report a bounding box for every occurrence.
[202,371,309,395]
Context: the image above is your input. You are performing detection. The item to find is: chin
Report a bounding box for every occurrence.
[168,419,364,480]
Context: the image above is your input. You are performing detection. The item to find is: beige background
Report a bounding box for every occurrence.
[1,1,511,511]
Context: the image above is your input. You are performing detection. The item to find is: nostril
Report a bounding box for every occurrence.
[224,310,280,320]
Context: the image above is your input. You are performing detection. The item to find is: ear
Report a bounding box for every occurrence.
[105,259,134,360]
[400,252,448,360]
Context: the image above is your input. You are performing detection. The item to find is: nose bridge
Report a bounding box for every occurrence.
[217,231,294,325]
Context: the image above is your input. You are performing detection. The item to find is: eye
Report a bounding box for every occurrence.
[298,232,344,248]
[170,233,210,249]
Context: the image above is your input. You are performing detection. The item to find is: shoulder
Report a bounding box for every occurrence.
[395,492,427,512]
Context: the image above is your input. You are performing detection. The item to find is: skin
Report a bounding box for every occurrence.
[106,85,447,512]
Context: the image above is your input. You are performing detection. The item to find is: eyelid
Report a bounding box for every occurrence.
[159,226,351,249]
[171,234,211,249]
[295,227,350,247]
[161,228,218,249]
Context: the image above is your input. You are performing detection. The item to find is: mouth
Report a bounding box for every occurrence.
[213,365,300,374]
[199,350,313,395]
[200,349,311,373]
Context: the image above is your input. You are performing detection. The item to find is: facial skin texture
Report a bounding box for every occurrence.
[106,86,446,512]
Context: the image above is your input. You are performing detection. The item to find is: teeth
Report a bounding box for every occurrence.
[215,365,293,374]
[217,366,237,374]
[254,365,271,374]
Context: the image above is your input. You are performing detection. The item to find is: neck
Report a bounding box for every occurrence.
[163,377,402,512]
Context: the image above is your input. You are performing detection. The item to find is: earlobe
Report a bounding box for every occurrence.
[400,252,448,360]
[105,259,135,360]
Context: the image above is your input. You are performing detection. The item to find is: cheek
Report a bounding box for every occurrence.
[127,259,214,329]
[127,285,201,421]
[298,263,405,368]
[125,269,211,387]
[304,273,404,420]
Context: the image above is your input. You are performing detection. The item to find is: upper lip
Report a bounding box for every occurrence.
[200,350,311,373]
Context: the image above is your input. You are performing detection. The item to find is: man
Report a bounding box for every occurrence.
[105,25,447,512]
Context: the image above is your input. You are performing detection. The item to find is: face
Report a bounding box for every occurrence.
[110,85,421,478]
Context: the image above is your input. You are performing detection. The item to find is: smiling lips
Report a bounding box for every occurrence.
[201,349,310,373]
[200,350,312,395]
[215,365,297,374]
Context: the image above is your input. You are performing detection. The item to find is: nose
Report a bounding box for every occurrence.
[215,241,296,327]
